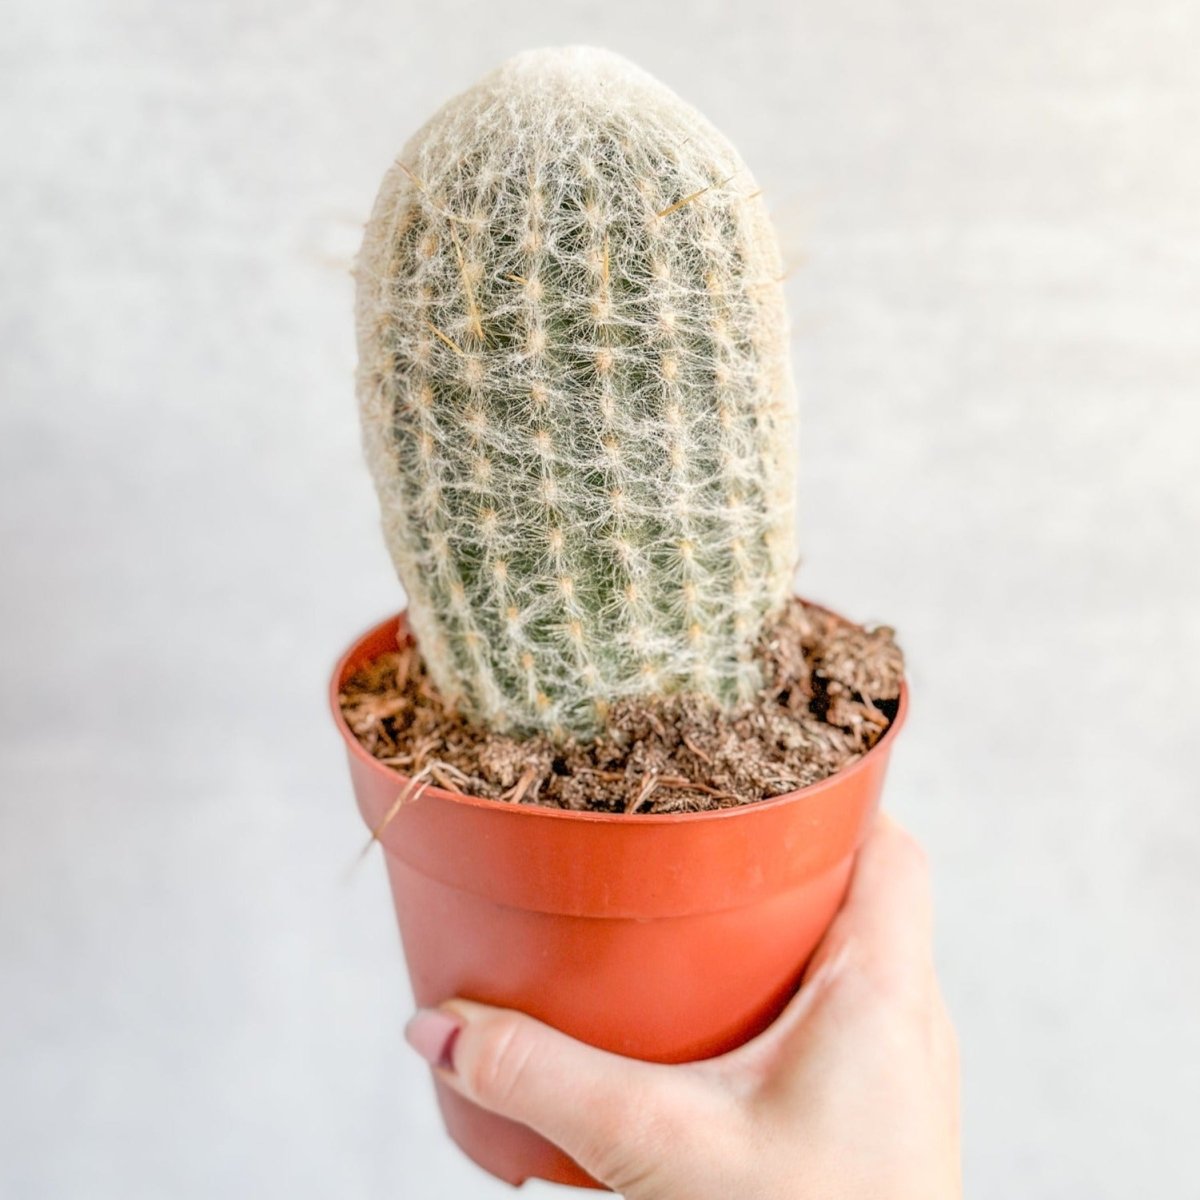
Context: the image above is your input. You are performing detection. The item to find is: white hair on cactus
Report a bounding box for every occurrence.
[356,46,796,738]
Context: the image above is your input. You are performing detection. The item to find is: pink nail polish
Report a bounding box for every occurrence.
[405,1009,463,1071]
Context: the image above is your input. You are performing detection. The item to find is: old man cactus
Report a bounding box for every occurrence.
[356,46,796,737]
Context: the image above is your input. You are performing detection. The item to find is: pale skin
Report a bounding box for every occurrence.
[404,814,961,1199]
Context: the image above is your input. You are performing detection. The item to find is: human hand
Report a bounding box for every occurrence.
[404,814,960,1199]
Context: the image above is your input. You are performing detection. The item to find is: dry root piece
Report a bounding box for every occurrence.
[339,597,903,814]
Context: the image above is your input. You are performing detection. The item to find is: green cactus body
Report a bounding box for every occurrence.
[356,47,796,738]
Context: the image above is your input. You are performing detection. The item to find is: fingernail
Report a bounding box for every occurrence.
[405,1008,463,1071]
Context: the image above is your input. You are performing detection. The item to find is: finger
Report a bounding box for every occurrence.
[696,813,934,1085]
[816,811,934,990]
[405,1000,712,1187]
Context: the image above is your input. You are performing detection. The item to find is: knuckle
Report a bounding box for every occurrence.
[461,1013,536,1108]
[938,999,962,1069]
[853,953,935,1022]
[890,824,930,876]
[947,1025,962,1071]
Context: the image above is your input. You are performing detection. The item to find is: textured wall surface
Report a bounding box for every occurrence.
[2,2,1197,1197]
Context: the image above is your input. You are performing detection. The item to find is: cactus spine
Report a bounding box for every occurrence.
[356,47,796,738]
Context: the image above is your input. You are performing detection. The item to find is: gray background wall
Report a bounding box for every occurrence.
[2,1,1198,1196]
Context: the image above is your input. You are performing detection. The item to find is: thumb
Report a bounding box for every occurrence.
[404,999,712,1187]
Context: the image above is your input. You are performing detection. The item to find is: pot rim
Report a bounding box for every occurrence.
[329,600,908,826]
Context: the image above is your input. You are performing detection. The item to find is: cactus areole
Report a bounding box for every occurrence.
[356,47,796,739]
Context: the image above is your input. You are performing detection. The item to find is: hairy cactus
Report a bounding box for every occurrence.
[355,46,796,738]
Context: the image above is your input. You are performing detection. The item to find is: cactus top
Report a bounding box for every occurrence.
[356,46,797,739]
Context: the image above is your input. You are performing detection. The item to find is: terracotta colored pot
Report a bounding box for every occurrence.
[331,605,907,1190]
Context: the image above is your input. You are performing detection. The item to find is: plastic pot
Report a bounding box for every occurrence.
[330,605,907,1190]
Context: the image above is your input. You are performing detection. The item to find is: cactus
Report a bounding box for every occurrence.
[355,46,796,738]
